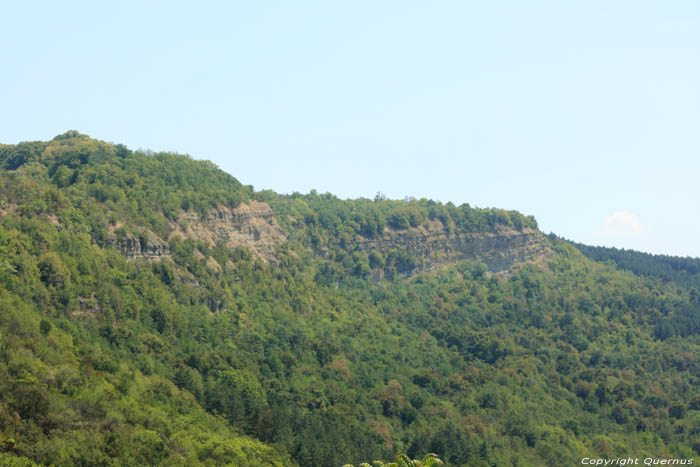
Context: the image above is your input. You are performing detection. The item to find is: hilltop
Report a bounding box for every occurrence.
[0,132,699,466]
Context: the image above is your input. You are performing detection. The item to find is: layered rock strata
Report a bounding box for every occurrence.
[355,223,548,276]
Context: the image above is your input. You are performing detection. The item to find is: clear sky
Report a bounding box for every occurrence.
[2,1,699,257]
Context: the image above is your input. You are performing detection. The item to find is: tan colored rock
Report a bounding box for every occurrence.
[355,225,550,276]
[106,227,170,259]
[173,201,286,262]
[106,201,286,263]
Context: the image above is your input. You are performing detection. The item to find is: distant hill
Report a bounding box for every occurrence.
[0,132,699,466]
[572,239,700,284]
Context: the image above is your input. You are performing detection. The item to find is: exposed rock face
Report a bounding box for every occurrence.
[106,200,547,276]
[355,221,549,276]
[107,201,286,263]
[173,201,286,262]
[106,231,170,259]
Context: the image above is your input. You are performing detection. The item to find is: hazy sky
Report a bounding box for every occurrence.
[2,2,699,257]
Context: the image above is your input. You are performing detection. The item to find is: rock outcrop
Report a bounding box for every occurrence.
[106,230,170,259]
[107,201,286,263]
[106,200,547,276]
[173,201,286,262]
[354,220,549,276]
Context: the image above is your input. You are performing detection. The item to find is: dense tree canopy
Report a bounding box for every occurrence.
[0,133,698,465]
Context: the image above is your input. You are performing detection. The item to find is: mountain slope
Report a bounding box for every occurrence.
[0,133,699,466]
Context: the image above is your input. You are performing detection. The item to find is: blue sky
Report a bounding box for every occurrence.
[2,1,699,256]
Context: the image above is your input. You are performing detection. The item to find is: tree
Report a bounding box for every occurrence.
[342,453,443,467]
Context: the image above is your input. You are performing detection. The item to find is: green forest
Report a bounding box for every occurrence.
[0,132,699,466]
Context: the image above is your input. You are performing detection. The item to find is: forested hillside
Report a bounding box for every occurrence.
[573,241,700,285]
[0,132,699,466]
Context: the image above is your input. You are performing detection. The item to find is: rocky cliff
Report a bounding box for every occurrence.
[106,230,171,259]
[106,200,548,275]
[107,201,287,263]
[355,219,549,276]
[173,200,286,262]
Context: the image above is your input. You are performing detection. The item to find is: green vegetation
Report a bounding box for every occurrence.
[343,453,444,467]
[0,132,698,465]
[573,239,700,284]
